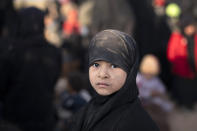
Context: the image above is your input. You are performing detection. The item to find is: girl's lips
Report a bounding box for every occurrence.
[96,82,110,86]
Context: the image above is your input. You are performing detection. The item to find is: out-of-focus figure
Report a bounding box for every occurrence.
[0,7,62,131]
[167,13,197,110]
[137,54,173,131]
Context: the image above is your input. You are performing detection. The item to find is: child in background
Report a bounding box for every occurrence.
[137,54,173,131]
[55,71,91,130]
[61,71,90,113]
[137,54,173,112]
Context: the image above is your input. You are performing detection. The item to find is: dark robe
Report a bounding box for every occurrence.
[0,7,62,131]
[68,30,159,131]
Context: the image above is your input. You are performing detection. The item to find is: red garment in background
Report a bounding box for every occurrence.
[167,32,197,78]
[63,10,80,35]
[154,0,166,7]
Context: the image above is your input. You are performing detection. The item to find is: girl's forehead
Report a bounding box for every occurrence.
[94,60,112,64]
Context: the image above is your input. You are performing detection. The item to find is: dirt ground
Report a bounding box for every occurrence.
[167,106,197,131]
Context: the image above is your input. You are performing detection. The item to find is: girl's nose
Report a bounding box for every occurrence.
[98,66,109,79]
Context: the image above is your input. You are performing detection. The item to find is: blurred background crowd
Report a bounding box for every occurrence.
[0,0,197,131]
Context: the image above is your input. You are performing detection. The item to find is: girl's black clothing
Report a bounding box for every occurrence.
[68,30,159,131]
[70,98,159,131]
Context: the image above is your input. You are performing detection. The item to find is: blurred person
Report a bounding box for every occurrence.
[152,0,166,16]
[61,1,80,38]
[0,7,62,131]
[60,1,87,72]
[167,14,197,110]
[137,54,173,112]
[137,54,172,131]
[61,71,90,114]
[165,2,181,31]
[0,0,18,38]
[55,71,90,130]
[67,29,159,131]
[0,0,18,122]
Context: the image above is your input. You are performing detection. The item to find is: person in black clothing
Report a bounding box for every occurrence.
[0,0,18,38]
[68,29,159,131]
[0,0,16,121]
[0,7,62,131]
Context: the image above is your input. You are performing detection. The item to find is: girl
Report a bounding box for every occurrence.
[68,29,159,131]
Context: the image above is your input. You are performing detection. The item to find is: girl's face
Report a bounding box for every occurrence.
[89,61,127,96]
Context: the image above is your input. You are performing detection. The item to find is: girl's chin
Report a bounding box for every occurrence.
[96,90,112,96]
[95,89,115,96]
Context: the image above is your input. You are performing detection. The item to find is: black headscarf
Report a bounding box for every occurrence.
[69,29,139,131]
[17,7,45,39]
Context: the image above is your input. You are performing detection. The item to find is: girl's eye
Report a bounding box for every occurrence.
[111,64,117,68]
[93,63,99,67]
